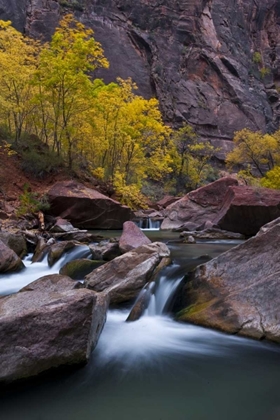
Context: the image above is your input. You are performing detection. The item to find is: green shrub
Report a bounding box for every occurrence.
[17,184,50,216]
[252,52,262,64]
[21,149,64,178]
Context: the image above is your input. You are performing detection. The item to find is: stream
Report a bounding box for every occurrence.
[1,231,280,420]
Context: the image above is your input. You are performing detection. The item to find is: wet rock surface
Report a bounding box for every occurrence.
[0,284,108,384]
[0,239,25,274]
[85,242,170,304]
[177,219,280,342]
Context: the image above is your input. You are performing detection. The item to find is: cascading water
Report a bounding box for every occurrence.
[134,218,161,230]
[0,245,91,295]
[1,238,280,420]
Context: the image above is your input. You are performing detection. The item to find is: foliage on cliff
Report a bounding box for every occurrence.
[0,15,216,206]
[226,128,280,188]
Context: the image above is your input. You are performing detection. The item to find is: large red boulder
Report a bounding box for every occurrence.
[161,177,238,230]
[47,181,132,229]
[213,186,280,236]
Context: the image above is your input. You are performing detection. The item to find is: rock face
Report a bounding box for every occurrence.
[0,277,108,384]
[2,0,280,148]
[119,221,151,253]
[47,180,132,229]
[177,219,280,342]
[213,186,280,236]
[161,177,238,230]
[85,242,170,304]
[0,239,24,273]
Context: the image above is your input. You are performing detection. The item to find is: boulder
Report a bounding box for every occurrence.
[59,259,104,280]
[176,220,280,342]
[161,177,238,230]
[213,186,280,236]
[47,180,132,229]
[0,231,27,258]
[0,239,24,273]
[85,242,170,304]
[0,281,108,384]
[89,241,121,261]
[119,221,151,253]
[20,274,81,292]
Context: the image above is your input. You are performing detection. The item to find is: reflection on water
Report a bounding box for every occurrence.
[1,233,280,420]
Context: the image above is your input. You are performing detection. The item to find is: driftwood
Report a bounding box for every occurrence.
[38,211,45,231]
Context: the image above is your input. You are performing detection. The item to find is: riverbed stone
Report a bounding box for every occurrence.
[213,186,280,236]
[85,242,170,304]
[179,228,245,240]
[161,177,238,231]
[177,220,280,342]
[0,239,24,273]
[47,180,132,229]
[0,285,108,384]
[119,221,151,253]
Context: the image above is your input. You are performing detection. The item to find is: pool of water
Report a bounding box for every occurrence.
[1,233,280,420]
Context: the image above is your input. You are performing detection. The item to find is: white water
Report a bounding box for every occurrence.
[136,218,161,230]
[0,245,91,295]
[1,240,280,420]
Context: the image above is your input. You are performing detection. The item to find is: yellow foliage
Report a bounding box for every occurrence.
[226,128,280,177]
[261,166,280,189]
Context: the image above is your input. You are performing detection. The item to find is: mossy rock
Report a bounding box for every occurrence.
[59,259,104,280]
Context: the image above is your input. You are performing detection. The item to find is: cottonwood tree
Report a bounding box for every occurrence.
[33,14,109,169]
[0,20,39,143]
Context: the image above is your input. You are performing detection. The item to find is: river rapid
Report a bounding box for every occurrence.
[1,231,280,420]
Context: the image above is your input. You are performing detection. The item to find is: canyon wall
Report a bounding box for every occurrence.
[0,0,280,153]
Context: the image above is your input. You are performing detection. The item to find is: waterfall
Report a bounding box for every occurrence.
[134,218,161,230]
[145,274,182,316]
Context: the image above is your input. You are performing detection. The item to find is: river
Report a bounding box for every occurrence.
[1,231,280,420]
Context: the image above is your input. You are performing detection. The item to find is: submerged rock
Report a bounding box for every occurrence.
[177,219,280,342]
[179,228,245,240]
[0,279,108,384]
[85,242,170,304]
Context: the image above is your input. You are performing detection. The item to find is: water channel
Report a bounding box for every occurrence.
[1,231,280,420]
